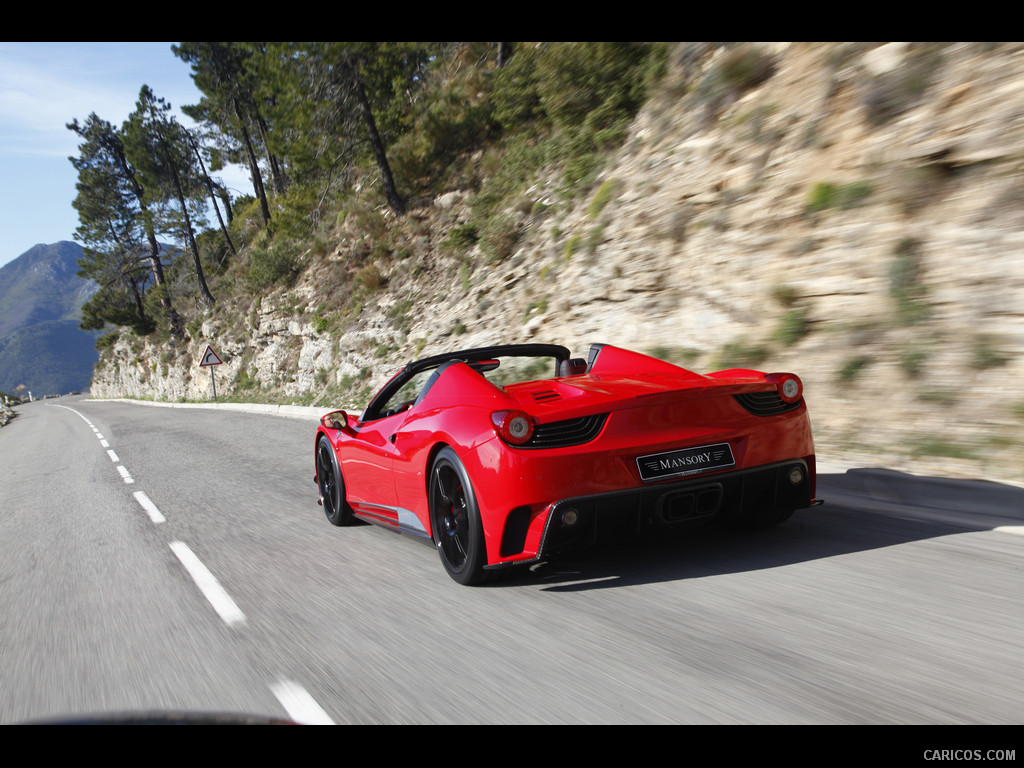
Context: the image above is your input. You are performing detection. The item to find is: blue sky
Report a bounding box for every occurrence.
[0,42,241,270]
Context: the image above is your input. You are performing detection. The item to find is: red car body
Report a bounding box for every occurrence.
[314,343,818,584]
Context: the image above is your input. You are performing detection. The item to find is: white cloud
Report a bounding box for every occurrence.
[0,42,202,267]
[0,43,196,158]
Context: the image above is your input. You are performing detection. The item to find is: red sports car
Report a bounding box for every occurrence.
[314,343,819,585]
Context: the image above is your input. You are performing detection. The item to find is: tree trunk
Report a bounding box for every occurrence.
[349,59,405,215]
[124,264,147,322]
[255,110,287,195]
[235,98,272,228]
[116,144,182,337]
[190,133,236,257]
[497,42,513,68]
[170,163,216,307]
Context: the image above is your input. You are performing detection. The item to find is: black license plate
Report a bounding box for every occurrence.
[636,443,735,482]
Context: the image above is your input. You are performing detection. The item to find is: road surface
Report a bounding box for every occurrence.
[1,396,1021,725]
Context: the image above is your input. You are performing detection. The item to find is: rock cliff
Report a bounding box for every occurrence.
[89,43,1024,483]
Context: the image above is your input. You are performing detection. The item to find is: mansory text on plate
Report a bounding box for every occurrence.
[314,343,818,584]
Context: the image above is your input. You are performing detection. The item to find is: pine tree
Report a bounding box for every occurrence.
[172,42,282,229]
[125,86,215,307]
[68,114,182,337]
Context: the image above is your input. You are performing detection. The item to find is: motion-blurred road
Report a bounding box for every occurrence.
[1,396,1021,724]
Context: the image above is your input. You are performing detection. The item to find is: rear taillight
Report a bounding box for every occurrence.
[766,373,803,403]
[491,410,535,445]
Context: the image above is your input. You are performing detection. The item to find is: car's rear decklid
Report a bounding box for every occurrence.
[504,372,785,421]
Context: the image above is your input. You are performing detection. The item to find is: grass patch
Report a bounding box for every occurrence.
[861,43,947,126]
[647,346,701,367]
[246,237,299,290]
[443,224,478,253]
[563,234,582,260]
[806,180,873,214]
[387,299,414,332]
[837,355,872,383]
[911,438,977,460]
[917,387,959,406]
[771,283,800,308]
[479,214,521,263]
[588,178,618,219]
[95,330,120,350]
[970,335,1011,370]
[898,342,929,378]
[311,312,334,335]
[523,297,548,323]
[356,263,386,292]
[695,44,776,122]
[232,368,261,391]
[889,237,929,325]
[711,342,769,370]
[774,306,812,346]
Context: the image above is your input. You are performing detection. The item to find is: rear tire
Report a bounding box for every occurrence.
[317,436,354,526]
[429,447,487,585]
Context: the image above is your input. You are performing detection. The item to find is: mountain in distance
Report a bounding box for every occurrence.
[0,241,102,396]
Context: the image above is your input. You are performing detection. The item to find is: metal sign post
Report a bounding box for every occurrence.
[198,345,223,402]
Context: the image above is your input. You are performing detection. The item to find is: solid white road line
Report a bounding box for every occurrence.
[270,680,335,725]
[132,490,166,524]
[169,541,246,627]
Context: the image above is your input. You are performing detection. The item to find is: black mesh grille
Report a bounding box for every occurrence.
[733,391,801,416]
[523,413,608,449]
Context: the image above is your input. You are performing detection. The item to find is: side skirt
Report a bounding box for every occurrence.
[350,501,432,542]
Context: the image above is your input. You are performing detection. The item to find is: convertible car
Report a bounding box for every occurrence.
[314,343,818,584]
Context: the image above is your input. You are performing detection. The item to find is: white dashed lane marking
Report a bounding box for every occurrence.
[169,541,246,627]
[132,490,166,524]
[270,680,335,725]
[50,402,336,722]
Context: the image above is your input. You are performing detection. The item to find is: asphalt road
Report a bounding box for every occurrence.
[1,396,1021,724]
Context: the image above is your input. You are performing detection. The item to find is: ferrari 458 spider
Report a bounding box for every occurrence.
[314,343,818,584]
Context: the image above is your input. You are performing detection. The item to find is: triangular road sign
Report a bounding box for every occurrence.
[199,345,223,366]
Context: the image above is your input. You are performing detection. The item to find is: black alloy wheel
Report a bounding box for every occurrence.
[317,436,353,526]
[429,447,486,585]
